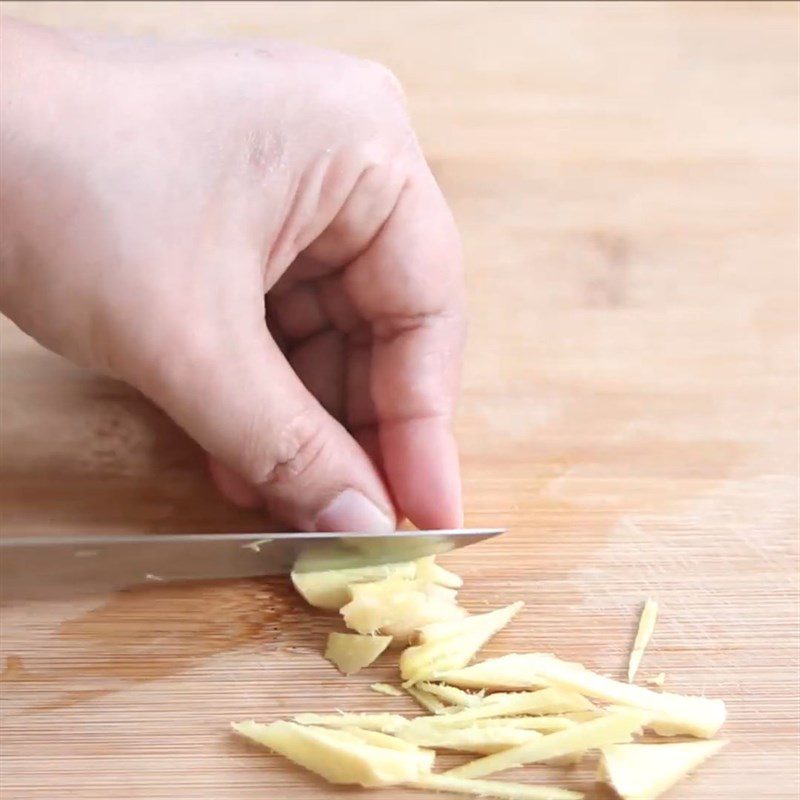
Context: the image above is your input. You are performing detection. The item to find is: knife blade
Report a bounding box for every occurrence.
[0,528,504,600]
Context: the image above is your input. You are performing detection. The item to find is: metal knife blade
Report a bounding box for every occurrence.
[0,528,504,600]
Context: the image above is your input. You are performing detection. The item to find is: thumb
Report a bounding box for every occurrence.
[146,329,396,533]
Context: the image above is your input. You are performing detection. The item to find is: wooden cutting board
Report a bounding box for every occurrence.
[1,2,797,798]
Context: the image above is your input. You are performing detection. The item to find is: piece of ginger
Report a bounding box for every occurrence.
[231,720,433,787]
[417,682,484,707]
[399,723,542,754]
[371,683,404,697]
[412,774,582,800]
[324,632,392,675]
[598,740,727,800]
[522,654,725,739]
[341,574,465,641]
[292,561,417,611]
[441,653,725,739]
[471,716,577,733]
[291,556,461,612]
[446,710,649,780]
[400,601,523,685]
[406,685,449,715]
[292,712,409,734]
[414,556,464,589]
[437,653,553,690]
[628,599,658,683]
[406,688,594,729]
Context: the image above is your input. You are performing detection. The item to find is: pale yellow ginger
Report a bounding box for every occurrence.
[292,561,417,611]
[269,555,727,797]
[471,716,578,733]
[399,723,542,754]
[645,673,666,687]
[291,555,460,612]
[412,774,583,800]
[231,720,433,787]
[562,710,606,723]
[406,688,594,728]
[325,633,392,675]
[417,682,484,707]
[598,740,727,800]
[628,599,658,683]
[341,574,465,641]
[292,712,409,734]
[405,685,449,715]
[446,710,649,780]
[415,556,464,589]
[603,703,708,739]
[437,653,554,690]
[340,727,422,752]
[400,601,523,685]
[370,683,403,697]
[441,653,725,739]
[517,654,726,739]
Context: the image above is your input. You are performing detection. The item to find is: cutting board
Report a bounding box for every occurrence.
[1,2,798,798]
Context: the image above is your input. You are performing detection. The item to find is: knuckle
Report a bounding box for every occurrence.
[358,58,407,104]
[243,406,329,488]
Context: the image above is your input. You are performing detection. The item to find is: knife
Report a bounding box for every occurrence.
[0,528,504,600]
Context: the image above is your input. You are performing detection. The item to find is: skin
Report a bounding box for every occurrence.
[0,19,465,533]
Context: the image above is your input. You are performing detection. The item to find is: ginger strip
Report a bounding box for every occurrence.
[231,720,432,787]
[628,599,658,683]
[292,712,409,734]
[412,774,583,800]
[599,740,727,800]
[446,710,649,780]
[400,601,524,685]
[325,633,392,675]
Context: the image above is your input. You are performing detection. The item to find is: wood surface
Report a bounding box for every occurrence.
[1,2,798,798]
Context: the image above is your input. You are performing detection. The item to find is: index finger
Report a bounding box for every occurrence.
[344,165,466,529]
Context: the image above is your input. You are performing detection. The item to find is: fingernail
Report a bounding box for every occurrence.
[316,489,395,533]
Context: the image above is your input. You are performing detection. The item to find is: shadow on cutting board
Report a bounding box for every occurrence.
[0,575,327,715]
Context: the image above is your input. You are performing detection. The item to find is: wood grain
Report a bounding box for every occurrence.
[1,2,798,798]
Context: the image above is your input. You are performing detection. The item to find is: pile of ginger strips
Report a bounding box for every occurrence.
[232,556,727,800]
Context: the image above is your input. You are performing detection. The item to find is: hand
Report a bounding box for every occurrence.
[0,20,465,532]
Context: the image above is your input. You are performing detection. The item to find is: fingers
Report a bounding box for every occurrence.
[207,455,262,509]
[148,325,396,533]
[344,167,466,529]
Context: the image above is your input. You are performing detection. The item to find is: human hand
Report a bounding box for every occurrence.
[0,20,465,532]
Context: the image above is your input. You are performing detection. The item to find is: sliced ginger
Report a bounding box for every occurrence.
[324,632,392,675]
[415,556,464,589]
[341,573,465,641]
[517,654,726,739]
[446,710,649,780]
[292,556,462,612]
[437,653,554,690]
[413,774,583,800]
[417,682,484,707]
[628,599,658,683]
[371,683,403,697]
[400,601,523,685]
[598,740,727,800]
[292,712,409,734]
[399,724,542,754]
[411,688,595,729]
[292,561,417,611]
[238,556,727,799]
[471,716,578,733]
[440,653,725,739]
[231,720,433,787]
[406,685,449,714]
